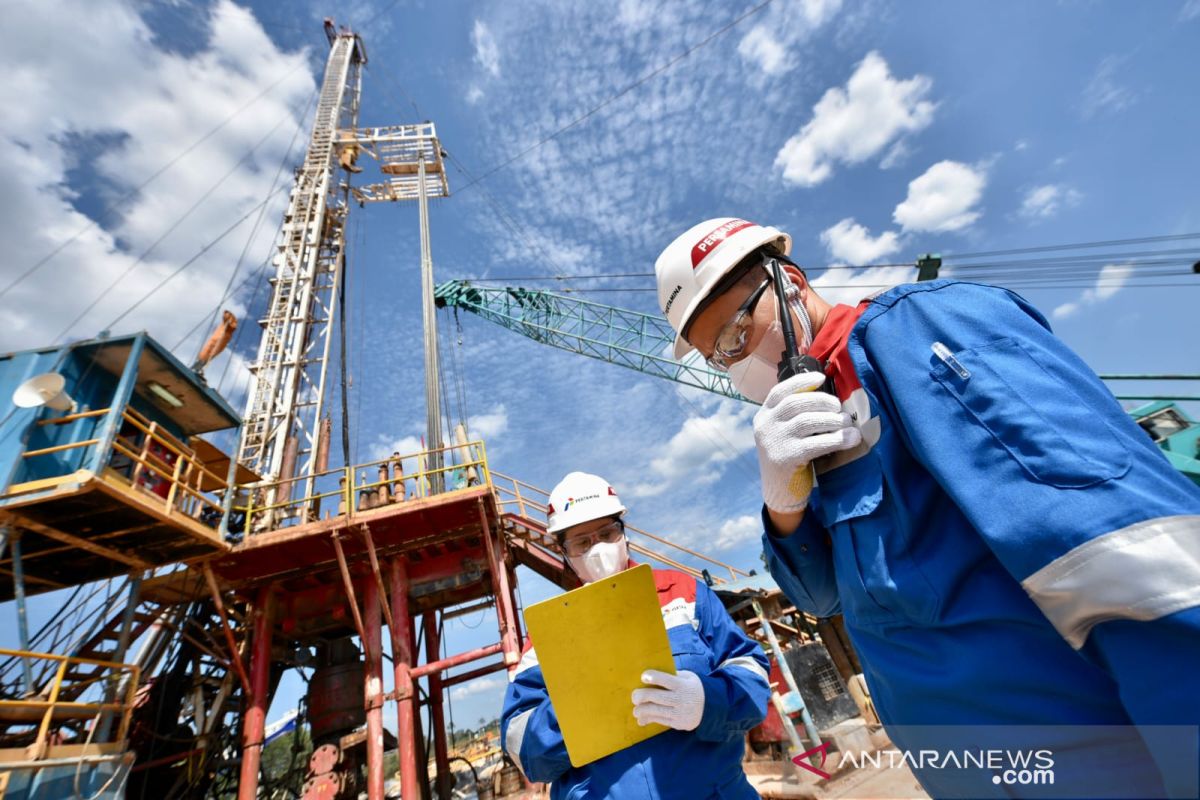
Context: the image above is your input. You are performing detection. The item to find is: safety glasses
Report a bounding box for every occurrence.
[704,277,771,372]
[562,520,625,557]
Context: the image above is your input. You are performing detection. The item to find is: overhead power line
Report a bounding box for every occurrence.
[942,232,1200,261]
[101,184,291,334]
[53,109,299,344]
[0,58,309,302]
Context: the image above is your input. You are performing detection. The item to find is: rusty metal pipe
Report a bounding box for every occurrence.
[364,579,385,800]
[237,585,275,800]
[409,642,503,679]
[201,562,252,696]
[389,559,419,800]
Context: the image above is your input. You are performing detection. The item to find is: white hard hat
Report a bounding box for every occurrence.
[546,472,626,535]
[654,217,791,359]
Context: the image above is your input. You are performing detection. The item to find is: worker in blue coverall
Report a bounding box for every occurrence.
[499,472,770,799]
[653,218,1200,799]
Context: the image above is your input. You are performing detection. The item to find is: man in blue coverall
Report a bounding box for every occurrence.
[499,472,770,799]
[653,218,1200,798]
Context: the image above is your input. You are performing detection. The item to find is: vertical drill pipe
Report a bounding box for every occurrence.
[363,578,385,800]
[424,612,452,800]
[201,562,252,696]
[477,500,520,666]
[417,150,444,493]
[753,599,823,757]
[389,559,419,800]
[237,584,276,800]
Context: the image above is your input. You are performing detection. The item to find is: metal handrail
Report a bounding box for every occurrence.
[236,440,493,534]
[490,471,750,582]
[0,648,139,760]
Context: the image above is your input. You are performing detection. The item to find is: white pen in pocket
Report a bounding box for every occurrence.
[931,341,971,379]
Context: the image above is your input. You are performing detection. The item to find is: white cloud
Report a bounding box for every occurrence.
[893,160,987,233]
[467,405,509,440]
[617,0,655,30]
[1018,184,1082,221]
[738,27,790,76]
[471,20,501,78]
[449,673,507,703]
[879,139,912,170]
[0,0,314,358]
[1051,263,1134,319]
[810,264,916,306]
[465,84,484,105]
[712,514,762,551]
[1183,0,1200,20]
[820,218,901,264]
[628,401,755,498]
[774,51,936,187]
[1082,55,1136,118]
[737,0,842,78]
[1014,139,1030,152]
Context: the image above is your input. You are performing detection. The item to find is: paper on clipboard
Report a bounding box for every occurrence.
[523,563,675,767]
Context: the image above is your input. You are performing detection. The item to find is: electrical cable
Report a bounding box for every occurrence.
[941,232,1200,261]
[0,58,309,301]
[365,65,577,283]
[52,110,297,344]
[177,87,319,358]
[100,184,291,333]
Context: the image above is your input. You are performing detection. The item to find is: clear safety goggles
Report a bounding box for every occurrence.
[561,519,624,557]
[705,277,771,372]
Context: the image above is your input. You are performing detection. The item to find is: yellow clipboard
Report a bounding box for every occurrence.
[523,564,676,767]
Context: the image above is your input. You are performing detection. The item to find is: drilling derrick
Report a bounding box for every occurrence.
[238,25,366,508]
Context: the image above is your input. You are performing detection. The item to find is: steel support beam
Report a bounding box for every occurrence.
[478,500,520,666]
[364,578,385,800]
[389,558,419,800]
[424,612,452,800]
[7,530,33,694]
[237,585,275,800]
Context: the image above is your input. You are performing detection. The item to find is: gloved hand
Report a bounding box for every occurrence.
[631,669,705,731]
[754,372,861,513]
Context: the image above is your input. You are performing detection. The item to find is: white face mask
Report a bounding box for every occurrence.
[568,538,628,583]
[728,284,813,404]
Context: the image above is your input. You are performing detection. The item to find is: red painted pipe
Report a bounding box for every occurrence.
[410,642,503,679]
[425,613,452,800]
[478,501,521,666]
[364,579,385,800]
[441,659,507,688]
[237,585,275,800]
[389,559,419,800]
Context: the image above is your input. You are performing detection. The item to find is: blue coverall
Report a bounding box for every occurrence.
[763,280,1200,798]
[500,568,770,799]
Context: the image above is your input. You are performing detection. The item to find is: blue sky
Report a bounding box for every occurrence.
[2,0,1199,732]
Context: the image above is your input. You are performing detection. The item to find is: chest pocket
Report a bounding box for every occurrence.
[816,454,942,629]
[666,623,711,675]
[930,338,1130,487]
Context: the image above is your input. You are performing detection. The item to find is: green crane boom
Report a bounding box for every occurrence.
[433,280,745,400]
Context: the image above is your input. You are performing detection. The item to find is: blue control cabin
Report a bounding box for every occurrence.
[0,333,255,598]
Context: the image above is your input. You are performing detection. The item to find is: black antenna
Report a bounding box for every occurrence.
[767,256,824,383]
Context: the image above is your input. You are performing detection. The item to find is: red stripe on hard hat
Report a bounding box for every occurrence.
[690,219,753,268]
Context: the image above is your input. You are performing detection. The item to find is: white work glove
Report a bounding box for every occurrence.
[631,669,705,731]
[754,372,862,513]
